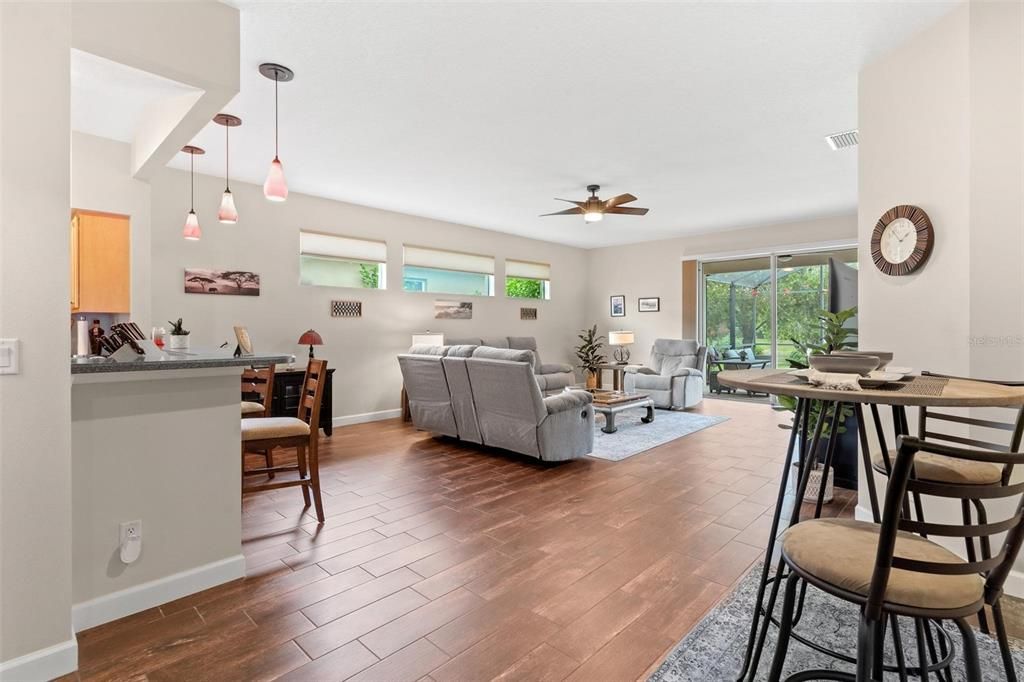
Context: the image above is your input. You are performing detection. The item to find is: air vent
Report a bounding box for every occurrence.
[825,129,859,150]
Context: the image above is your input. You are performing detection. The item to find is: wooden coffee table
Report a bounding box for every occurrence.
[589,391,655,434]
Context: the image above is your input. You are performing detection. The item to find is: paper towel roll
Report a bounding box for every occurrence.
[75,317,90,357]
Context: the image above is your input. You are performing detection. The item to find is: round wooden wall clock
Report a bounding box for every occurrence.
[870,204,934,276]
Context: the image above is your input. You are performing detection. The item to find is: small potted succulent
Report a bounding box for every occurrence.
[575,325,606,389]
[167,317,191,351]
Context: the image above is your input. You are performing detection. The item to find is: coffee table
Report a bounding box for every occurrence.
[590,393,655,433]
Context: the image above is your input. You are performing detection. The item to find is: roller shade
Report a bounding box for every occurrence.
[404,245,494,275]
[300,231,386,263]
[506,259,550,280]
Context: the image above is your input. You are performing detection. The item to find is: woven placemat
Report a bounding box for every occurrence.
[752,372,949,396]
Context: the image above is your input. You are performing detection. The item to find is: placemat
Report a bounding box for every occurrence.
[753,372,948,396]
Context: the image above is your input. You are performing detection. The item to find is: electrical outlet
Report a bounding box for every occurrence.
[120,520,141,544]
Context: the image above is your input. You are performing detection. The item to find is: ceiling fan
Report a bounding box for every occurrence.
[541,184,650,223]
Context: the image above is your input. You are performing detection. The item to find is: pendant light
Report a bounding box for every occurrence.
[259,63,294,202]
[213,113,242,223]
[181,145,205,240]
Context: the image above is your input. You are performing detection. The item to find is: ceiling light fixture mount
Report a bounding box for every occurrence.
[213,113,242,224]
[181,145,205,241]
[259,63,294,203]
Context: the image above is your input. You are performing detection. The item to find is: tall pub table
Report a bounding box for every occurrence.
[718,368,1024,681]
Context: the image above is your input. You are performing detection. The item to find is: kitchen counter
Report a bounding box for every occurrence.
[71,349,294,375]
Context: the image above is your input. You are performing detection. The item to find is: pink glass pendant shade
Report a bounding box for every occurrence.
[218,189,238,224]
[183,209,201,240]
[263,157,288,202]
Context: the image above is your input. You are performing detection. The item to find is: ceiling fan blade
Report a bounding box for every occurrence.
[605,206,649,216]
[554,198,586,207]
[603,193,638,208]
[540,207,584,217]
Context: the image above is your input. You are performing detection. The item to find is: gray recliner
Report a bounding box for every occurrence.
[623,339,707,409]
[397,345,593,461]
[446,336,575,391]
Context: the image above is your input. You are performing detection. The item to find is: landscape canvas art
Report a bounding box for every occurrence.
[434,300,473,320]
[184,269,260,296]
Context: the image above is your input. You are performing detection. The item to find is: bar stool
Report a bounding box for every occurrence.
[768,436,1024,682]
[241,359,327,523]
[241,365,276,477]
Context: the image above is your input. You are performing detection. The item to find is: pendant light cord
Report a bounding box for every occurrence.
[225,124,230,191]
[190,151,195,210]
[274,73,280,158]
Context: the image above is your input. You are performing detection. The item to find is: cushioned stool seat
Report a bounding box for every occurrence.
[782,518,983,610]
[242,417,309,441]
[872,449,1002,485]
[241,401,265,416]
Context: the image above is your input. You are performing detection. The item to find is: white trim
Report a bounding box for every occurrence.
[333,408,402,428]
[856,504,1024,598]
[682,238,858,263]
[0,633,77,681]
[71,554,244,632]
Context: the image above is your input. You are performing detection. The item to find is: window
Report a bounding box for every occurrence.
[402,246,494,296]
[299,232,386,289]
[505,259,551,299]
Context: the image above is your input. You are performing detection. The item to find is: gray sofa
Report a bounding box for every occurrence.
[446,336,575,391]
[398,345,594,461]
[623,339,707,409]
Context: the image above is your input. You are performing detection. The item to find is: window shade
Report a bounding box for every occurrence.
[300,232,387,263]
[403,246,494,275]
[506,259,551,280]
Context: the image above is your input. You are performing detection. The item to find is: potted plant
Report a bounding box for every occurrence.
[575,325,606,389]
[776,306,859,503]
[167,317,190,351]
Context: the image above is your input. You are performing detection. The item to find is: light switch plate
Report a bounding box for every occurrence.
[0,338,19,375]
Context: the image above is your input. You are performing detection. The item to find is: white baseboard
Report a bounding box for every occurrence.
[856,504,1024,599]
[0,633,77,682]
[71,554,245,632]
[333,408,402,428]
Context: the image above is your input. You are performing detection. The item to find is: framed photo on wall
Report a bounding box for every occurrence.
[638,297,660,312]
[610,295,626,317]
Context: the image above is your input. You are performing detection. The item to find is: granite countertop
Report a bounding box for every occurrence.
[71,349,295,374]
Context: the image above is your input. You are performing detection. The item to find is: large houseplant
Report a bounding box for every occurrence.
[575,325,606,389]
[776,306,859,500]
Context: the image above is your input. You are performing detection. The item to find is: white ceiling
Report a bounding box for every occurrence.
[78,1,961,248]
[71,49,200,145]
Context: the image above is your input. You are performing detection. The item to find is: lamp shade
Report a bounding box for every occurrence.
[608,331,635,346]
[411,332,445,346]
[264,157,288,202]
[218,190,238,224]
[297,329,323,346]
[183,210,201,241]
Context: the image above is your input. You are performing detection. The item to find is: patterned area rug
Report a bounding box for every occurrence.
[588,409,728,461]
[648,563,1023,681]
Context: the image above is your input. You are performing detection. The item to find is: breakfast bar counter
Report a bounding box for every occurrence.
[70,350,292,632]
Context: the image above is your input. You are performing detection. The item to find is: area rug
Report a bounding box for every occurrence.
[648,563,1023,681]
[587,409,728,461]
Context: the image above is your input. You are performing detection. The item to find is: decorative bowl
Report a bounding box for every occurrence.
[832,350,894,370]
[808,354,880,376]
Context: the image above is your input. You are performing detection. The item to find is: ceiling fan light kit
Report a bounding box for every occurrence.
[541,184,649,223]
[260,62,294,202]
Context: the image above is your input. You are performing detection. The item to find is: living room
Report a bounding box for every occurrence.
[4,1,1024,681]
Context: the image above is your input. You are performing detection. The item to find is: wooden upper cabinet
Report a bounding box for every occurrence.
[70,210,130,313]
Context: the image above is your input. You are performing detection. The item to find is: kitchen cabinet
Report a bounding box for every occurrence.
[71,210,130,313]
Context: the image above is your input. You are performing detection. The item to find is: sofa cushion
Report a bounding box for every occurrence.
[446,337,483,347]
[446,344,478,358]
[408,344,449,356]
[472,346,536,365]
[660,354,697,376]
[723,348,740,360]
[508,336,542,371]
[481,337,511,349]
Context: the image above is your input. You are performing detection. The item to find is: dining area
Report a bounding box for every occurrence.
[717,362,1024,682]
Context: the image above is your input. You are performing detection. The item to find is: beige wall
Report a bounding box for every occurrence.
[149,168,591,422]
[0,1,75,671]
[585,214,857,358]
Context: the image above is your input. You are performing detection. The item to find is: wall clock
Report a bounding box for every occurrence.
[870,204,934,276]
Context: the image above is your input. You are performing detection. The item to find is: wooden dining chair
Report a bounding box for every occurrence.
[769,436,1024,682]
[870,372,1024,680]
[241,365,275,418]
[241,359,327,523]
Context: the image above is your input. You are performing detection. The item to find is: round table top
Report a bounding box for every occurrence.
[717,368,1024,408]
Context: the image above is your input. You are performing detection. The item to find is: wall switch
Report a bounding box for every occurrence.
[0,339,19,375]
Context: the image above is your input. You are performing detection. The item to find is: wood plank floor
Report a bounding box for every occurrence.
[65,399,858,682]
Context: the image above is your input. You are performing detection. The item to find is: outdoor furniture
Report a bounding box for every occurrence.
[719,368,1024,682]
[709,358,771,395]
[623,339,707,409]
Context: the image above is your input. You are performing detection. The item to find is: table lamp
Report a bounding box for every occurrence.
[608,330,635,364]
[411,332,445,347]
[297,329,323,359]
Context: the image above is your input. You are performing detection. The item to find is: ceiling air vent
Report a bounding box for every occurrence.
[825,129,859,151]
